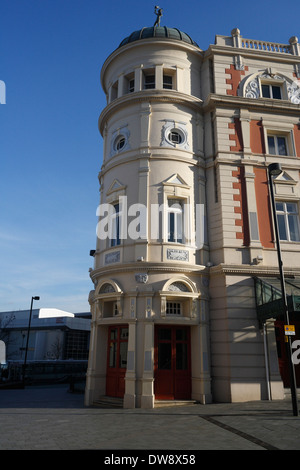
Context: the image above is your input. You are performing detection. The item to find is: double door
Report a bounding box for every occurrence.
[154,326,191,400]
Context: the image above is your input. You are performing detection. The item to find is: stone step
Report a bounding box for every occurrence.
[283,388,300,400]
[93,396,123,408]
[155,400,198,408]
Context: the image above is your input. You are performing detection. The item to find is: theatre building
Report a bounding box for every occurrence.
[84,21,300,408]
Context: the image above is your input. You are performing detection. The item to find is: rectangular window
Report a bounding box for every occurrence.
[262,83,282,99]
[167,199,183,243]
[113,302,119,315]
[276,202,300,242]
[166,302,182,315]
[267,135,288,156]
[144,75,155,89]
[163,75,173,89]
[110,203,120,247]
[129,79,135,93]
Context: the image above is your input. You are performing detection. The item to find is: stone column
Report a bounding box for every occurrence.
[84,322,107,406]
[264,320,284,400]
[289,36,300,56]
[140,322,155,408]
[191,300,212,404]
[123,321,137,408]
[155,64,163,89]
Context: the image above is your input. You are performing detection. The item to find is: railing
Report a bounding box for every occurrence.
[241,38,291,54]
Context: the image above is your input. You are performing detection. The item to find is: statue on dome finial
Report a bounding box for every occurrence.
[154,6,163,27]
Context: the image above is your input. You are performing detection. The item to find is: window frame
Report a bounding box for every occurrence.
[163,74,173,90]
[275,201,300,242]
[259,77,287,100]
[267,134,288,156]
[167,198,184,244]
[168,129,183,145]
[114,135,126,152]
[263,124,296,157]
[261,83,282,99]
[144,72,155,89]
[128,79,135,93]
[110,202,121,247]
[166,301,182,316]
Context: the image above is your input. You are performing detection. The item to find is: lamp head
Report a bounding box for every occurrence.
[32,296,40,301]
[268,163,282,176]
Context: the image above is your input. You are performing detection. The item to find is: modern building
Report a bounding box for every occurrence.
[85,17,300,408]
[0,308,91,362]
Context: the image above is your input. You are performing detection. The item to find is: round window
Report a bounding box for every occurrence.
[168,129,183,145]
[114,135,126,151]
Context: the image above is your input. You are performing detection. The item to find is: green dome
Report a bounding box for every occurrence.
[118,26,199,48]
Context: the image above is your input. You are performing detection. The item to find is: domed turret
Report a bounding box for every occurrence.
[118,26,200,49]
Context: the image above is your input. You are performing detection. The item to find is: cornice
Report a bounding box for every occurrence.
[203,93,300,115]
[209,263,300,277]
[90,262,208,282]
[99,149,201,177]
[98,90,203,135]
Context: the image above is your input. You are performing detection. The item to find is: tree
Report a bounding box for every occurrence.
[48,336,63,360]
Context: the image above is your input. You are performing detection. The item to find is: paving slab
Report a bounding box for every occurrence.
[0,385,299,453]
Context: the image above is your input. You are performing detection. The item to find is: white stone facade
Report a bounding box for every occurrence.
[85,27,300,408]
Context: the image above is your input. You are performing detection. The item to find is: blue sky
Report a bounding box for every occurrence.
[0,0,299,313]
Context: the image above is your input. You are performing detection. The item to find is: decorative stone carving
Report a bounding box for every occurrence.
[88,290,95,304]
[110,125,130,157]
[105,251,120,264]
[234,55,244,71]
[99,283,115,293]
[245,79,260,98]
[167,249,189,261]
[287,82,300,104]
[135,273,148,283]
[167,282,189,292]
[160,120,189,150]
[245,71,300,103]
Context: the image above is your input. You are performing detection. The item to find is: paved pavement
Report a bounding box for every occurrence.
[0,385,299,453]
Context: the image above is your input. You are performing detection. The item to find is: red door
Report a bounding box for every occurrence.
[275,320,300,387]
[154,326,191,400]
[106,325,128,398]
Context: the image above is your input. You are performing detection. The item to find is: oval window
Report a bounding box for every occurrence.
[168,129,183,145]
[114,135,126,151]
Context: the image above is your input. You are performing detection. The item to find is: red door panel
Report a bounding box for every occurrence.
[154,326,191,400]
[106,325,128,398]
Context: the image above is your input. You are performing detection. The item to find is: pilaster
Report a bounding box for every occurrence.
[123,321,137,408]
[140,322,155,408]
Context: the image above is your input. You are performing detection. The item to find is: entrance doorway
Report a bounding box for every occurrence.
[106,325,128,398]
[154,326,191,400]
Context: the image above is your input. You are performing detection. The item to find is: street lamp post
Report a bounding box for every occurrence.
[22,296,40,387]
[268,163,298,416]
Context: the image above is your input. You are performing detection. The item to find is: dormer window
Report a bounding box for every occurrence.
[261,83,282,99]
